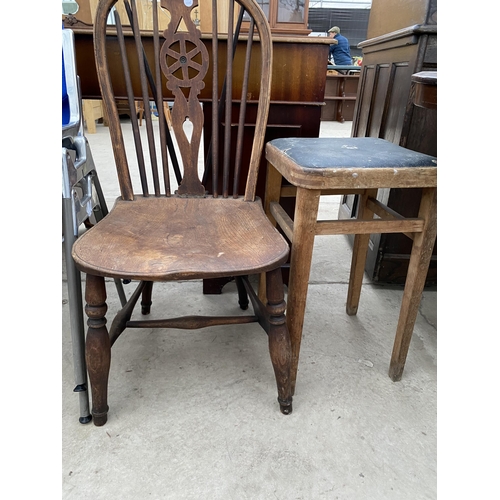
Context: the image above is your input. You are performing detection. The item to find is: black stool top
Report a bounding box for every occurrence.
[267,137,437,170]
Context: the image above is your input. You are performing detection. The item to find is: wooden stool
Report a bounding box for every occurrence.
[264,137,437,394]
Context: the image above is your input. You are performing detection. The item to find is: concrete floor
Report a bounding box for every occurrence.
[62,120,437,499]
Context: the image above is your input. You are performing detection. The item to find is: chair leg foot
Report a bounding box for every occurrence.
[388,363,404,382]
[278,398,293,415]
[79,415,92,424]
[346,305,358,316]
[91,411,108,427]
[141,305,152,315]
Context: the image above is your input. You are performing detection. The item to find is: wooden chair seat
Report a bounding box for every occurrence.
[73,196,289,281]
[264,136,437,394]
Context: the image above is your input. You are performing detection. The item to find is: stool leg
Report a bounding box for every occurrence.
[389,187,437,381]
[286,187,321,395]
[346,189,377,315]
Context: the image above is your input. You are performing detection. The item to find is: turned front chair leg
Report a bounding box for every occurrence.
[266,267,293,414]
[84,274,111,426]
[389,187,437,381]
[346,189,377,316]
[286,187,321,395]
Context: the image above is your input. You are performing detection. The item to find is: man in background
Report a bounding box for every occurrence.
[328,26,352,68]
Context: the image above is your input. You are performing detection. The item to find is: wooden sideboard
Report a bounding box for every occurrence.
[70,27,330,290]
[321,72,360,123]
[339,0,437,286]
[72,29,329,195]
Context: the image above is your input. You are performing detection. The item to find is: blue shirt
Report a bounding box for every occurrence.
[329,33,352,66]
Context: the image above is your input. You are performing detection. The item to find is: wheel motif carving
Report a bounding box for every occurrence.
[160,33,208,88]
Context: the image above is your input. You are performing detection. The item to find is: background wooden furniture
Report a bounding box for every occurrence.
[409,71,437,110]
[321,71,360,123]
[69,25,330,291]
[83,99,146,132]
[198,36,329,292]
[64,0,311,35]
[341,0,437,285]
[65,0,330,200]
[71,31,329,197]
[114,99,145,124]
[82,99,104,133]
[251,0,311,35]
[264,137,437,389]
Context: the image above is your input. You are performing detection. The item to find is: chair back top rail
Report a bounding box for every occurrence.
[93,0,272,202]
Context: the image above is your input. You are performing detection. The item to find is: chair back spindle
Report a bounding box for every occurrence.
[210,0,219,196]
[233,17,254,198]
[131,0,162,196]
[115,11,150,195]
[93,0,272,202]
